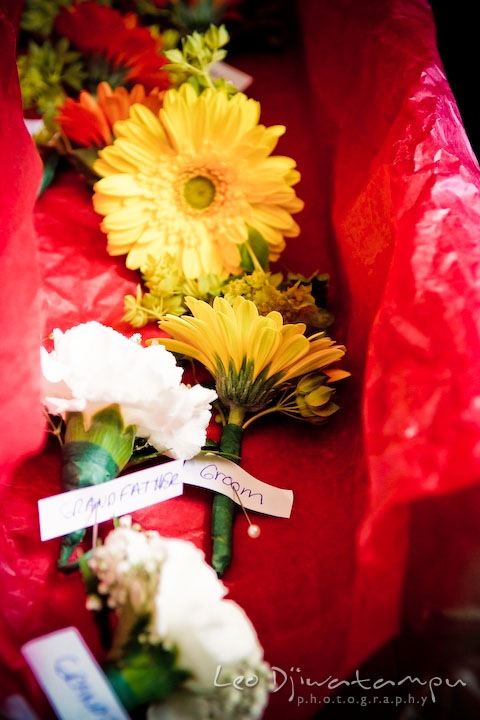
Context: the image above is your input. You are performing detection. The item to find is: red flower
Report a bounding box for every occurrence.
[56,81,164,148]
[55,2,170,90]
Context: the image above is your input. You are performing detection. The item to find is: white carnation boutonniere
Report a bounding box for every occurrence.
[84,518,273,719]
[41,322,217,569]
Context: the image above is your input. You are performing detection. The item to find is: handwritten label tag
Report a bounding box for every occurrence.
[210,61,253,91]
[183,456,293,518]
[38,460,183,541]
[21,627,128,720]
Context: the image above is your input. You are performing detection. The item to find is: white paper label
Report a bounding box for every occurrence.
[38,461,183,541]
[21,627,129,720]
[210,61,253,91]
[24,118,44,136]
[183,456,293,518]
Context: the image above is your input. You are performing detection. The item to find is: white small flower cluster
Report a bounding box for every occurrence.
[88,516,164,613]
[41,321,217,459]
[88,518,272,719]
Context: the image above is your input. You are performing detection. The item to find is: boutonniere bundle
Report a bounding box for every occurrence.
[82,516,273,718]
[158,296,348,573]
[18,1,350,714]
[24,0,350,570]
[42,321,216,568]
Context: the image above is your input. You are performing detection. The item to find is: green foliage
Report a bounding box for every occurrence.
[21,0,71,38]
[134,0,165,15]
[164,24,236,95]
[171,0,229,34]
[105,618,190,710]
[17,38,86,127]
[78,551,97,593]
[20,0,112,39]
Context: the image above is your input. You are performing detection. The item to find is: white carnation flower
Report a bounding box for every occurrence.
[41,321,217,459]
[152,539,270,718]
[88,525,272,719]
[156,541,261,685]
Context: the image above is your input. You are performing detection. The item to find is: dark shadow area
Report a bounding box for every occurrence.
[314,613,480,719]
[429,1,479,161]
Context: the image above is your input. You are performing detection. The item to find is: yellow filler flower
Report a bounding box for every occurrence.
[159,295,346,412]
[93,83,303,277]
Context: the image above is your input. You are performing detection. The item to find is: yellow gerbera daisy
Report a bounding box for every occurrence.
[93,83,304,277]
[158,295,346,411]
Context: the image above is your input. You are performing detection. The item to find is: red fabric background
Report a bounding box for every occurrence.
[2,0,480,718]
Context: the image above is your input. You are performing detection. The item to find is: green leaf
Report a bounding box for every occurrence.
[239,226,270,272]
[187,74,203,95]
[38,152,59,197]
[64,405,136,471]
[78,551,96,592]
[71,147,101,185]
[105,628,190,710]
[164,48,184,64]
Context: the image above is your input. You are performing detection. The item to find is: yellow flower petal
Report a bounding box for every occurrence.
[95,175,145,197]
[251,326,281,377]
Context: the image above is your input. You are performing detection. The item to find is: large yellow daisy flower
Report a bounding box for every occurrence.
[93,83,304,277]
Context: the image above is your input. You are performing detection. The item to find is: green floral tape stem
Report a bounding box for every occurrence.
[211,408,244,576]
[105,638,189,710]
[58,441,119,570]
[105,666,140,712]
[62,441,119,491]
[57,406,135,571]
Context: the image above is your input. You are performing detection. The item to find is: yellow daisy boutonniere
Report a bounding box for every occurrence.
[158,296,348,575]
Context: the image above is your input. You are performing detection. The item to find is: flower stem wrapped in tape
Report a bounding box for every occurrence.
[159,295,348,575]
[58,405,135,567]
[41,321,217,570]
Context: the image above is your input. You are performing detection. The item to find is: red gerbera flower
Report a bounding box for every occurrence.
[56,81,164,148]
[55,2,170,90]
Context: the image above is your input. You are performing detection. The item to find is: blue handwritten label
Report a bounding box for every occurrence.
[39,460,183,541]
[22,627,129,720]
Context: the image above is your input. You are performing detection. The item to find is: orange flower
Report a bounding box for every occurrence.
[56,82,164,148]
[55,2,170,90]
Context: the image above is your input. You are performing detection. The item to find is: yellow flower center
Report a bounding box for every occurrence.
[183,175,216,210]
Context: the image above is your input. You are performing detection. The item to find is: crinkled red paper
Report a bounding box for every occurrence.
[2,0,480,718]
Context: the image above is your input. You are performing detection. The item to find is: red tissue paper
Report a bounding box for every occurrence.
[2,0,480,718]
